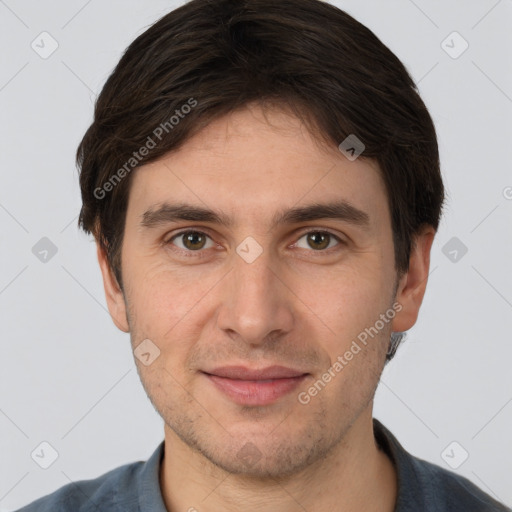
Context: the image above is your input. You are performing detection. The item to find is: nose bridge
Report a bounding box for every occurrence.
[217,244,293,344]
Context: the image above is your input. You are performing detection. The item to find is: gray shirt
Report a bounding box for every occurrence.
[15,418,511,511]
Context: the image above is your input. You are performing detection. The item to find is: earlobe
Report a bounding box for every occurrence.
[96,243,130,333]
[391,225,435,333]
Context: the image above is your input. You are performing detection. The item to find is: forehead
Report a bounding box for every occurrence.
[126,105,390,234]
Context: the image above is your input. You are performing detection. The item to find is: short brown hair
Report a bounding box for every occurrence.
[77,0,445,297]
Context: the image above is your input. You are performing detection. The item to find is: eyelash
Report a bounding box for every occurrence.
[163,228,346,258]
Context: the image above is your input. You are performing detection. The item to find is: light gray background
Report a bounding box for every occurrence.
[1,0,511,510]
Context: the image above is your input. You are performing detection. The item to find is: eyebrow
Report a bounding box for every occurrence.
[140,200,371,232]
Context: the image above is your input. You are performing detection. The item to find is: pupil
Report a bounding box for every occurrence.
[309,232,328,250]
[185,232,204,249]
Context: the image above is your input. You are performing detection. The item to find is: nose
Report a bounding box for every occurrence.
[216,247,295,347]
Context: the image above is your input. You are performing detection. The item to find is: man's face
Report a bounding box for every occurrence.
[112,103,404,477]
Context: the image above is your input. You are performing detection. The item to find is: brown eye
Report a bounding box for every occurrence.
[295,231,342,252]
[168,231,214,251]
[307,232,330,250]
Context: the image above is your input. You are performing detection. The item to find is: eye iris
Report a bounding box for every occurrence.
[183,231,206,250]
[308,232,330,250]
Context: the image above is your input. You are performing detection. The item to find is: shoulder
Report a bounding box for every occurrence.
[13,457,146,512]
[373,419,511,511]
[408,454,511,511]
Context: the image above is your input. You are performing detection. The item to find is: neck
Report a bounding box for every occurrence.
[159,407,397,512]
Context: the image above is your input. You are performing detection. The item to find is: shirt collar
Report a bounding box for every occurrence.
[373,417,428,511]
[137,439,168,512]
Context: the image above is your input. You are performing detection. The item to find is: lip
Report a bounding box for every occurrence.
[204,365,307,380]
[201,365,309,406]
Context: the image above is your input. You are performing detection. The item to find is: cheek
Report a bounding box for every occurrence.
[124,259,217,350]
[303,263,390,343]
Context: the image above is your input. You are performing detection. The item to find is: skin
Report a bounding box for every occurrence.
[97,102,435,512]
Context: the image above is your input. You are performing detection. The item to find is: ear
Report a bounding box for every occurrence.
[96,243,130,333]
[391,225,435,332]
